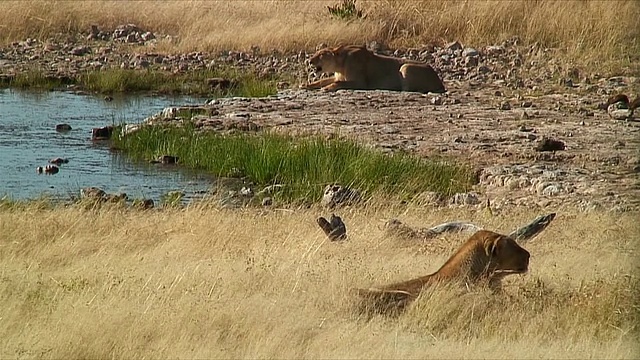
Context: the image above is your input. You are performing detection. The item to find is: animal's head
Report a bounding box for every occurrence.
[308,46,344,74]
[481,231,530,276]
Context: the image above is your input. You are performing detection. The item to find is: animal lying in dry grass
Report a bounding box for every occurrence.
[301,45,446,93]
[358,230,531,312]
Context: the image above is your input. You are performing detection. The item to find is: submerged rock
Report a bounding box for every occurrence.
[150,155,179,164]
[92,126,114,140]
[55,123,72,132]
[49,157,69,165]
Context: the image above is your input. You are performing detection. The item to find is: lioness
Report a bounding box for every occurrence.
[358,230,530,311]
[301,45,446,93]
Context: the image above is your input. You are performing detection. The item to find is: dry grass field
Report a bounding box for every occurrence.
[1,1,639,358]
[1,0,638,70]
[1,201,638,358]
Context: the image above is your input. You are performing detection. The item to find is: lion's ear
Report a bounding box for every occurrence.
[332,44,345,53]
[484,236,500,257]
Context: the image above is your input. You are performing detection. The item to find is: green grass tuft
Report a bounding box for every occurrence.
[112,124,474,203]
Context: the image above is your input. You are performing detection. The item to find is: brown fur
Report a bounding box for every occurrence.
[607,94,630,106]
[301,45,446,93]
[358,230,530,312]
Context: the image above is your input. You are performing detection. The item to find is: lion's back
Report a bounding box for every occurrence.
[339,48,405,90]
[400,63,446,93]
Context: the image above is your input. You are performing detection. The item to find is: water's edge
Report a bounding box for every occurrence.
[0,89,214,203]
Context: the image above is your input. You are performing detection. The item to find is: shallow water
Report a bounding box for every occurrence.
[0,89,215,202]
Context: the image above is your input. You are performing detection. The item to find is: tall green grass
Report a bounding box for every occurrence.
[112,124,474,203]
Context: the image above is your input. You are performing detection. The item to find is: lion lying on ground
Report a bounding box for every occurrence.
[358,230,530,312]
[301,45,446,93]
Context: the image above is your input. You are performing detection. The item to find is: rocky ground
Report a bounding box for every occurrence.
[147,87,640,213]
[2,25,639,212]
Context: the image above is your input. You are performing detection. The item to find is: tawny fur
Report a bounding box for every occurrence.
[302,45,445,93]
[358,230,530,311]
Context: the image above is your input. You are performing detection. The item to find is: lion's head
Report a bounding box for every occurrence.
[481,231,530,277]
[308,47,341,75]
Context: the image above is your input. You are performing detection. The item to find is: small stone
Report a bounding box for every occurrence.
[257,184,283,195]
[561,78,574,87]
[535,138,565,152]
[141,32,155,41]
[485,45,505,55]
[240,187,253,197]
[477,65,491,74]
[542,184,562,196]
[464,56,478,67]
[430,96,443,105]
[321,184,360,208]
[446,41,463,51]
[261,197,273,206]
[381,125,399,134]
[462,47,479,57]
[70,46,91,56]
[499,101,511,110]
[450,192,480,205]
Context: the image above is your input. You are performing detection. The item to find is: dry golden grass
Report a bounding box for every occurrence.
[1,1,638,71]
[0,201,638,359]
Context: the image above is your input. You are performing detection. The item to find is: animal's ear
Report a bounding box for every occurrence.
[332,44,345,53]
[484,236,500,257]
